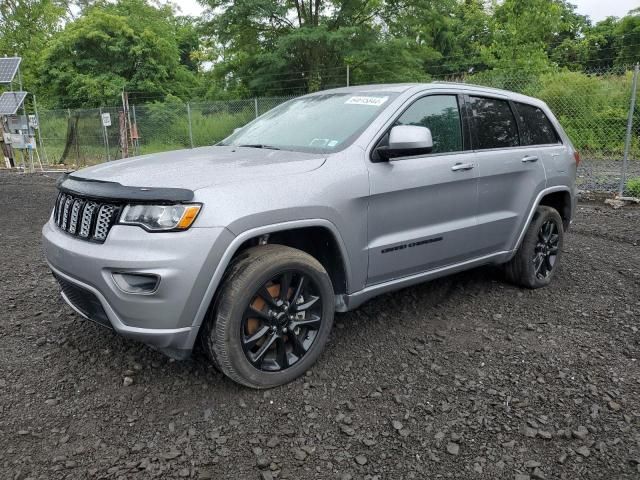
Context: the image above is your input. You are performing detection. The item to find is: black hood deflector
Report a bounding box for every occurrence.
[57,174,194,203]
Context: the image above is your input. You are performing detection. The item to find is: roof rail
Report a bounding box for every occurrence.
[431,80,501,90]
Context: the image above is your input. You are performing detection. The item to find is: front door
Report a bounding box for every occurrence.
[366,94,480,285]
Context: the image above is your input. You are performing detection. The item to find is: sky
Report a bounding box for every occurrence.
[168,0,638,23]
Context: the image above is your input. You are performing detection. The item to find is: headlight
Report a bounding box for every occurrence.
[120,204,201,231]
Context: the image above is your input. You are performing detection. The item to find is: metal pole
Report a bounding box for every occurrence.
[124,92,134,153]
[346,64,350,87]
[131,104,139,156]
[17,66,33,173]
[105,120,111,161]
[254,98,259,119]
[186,102,194,149]
[32,95,50,165]
[100,107,111,162]
[619,63,639,197]
[120,92,129,159]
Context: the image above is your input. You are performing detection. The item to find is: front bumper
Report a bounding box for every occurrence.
[42,217,234,357]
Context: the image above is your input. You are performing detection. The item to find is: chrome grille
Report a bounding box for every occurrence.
[94,205,115,241]
[53,192,120,243]
[80,202,97,238]
[61,196,72,230]
[68,199,83,234]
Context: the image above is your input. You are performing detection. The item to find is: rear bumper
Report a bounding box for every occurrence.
[42,217,235,357]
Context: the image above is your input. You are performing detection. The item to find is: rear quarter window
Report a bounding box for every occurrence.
[515,102,560,145]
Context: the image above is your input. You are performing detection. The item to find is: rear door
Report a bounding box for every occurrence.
[366,93,480,285]
[513,101,567,189]
[466,94,547,254]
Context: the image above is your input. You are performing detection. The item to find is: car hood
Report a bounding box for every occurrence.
[72,146,327,190]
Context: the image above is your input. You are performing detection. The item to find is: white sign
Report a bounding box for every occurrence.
[345,96,389,106]
[28,114,38,128]
[101,112,112,127]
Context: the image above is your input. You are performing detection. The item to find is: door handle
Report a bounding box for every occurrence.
[522,155,539,163]
[451,162,475,171]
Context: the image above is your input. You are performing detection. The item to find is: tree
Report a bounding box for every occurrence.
[39,0,200,107]
[0,0,66,88]
[486,0,565,74]
[199,0,447,96]
[616,9,640,66]
[546,0,590,69]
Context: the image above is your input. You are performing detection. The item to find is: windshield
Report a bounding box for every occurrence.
[220,92,398,153]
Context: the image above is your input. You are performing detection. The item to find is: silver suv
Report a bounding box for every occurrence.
[42,83,577,388]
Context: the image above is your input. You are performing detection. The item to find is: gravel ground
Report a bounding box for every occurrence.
[0,171,639,480]
[577,159,640,193]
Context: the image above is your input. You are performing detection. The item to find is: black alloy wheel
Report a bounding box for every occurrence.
[241,270,323,372]
[533,219,560,279]
[201,244,334,389]
[503,205,564,289]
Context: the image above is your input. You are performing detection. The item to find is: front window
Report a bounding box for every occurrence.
[220,93,398,153]
[394,95,463,153]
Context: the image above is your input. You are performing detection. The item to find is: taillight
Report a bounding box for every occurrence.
[573,151,581,166]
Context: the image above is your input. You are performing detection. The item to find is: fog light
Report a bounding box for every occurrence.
[112,272,160,294]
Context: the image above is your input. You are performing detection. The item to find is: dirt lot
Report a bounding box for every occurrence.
[1,171,639,480]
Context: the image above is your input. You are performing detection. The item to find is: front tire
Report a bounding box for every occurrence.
[201,245,335,389]
[504,205,564,289]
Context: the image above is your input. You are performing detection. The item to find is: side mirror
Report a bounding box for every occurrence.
[376,125,433,161]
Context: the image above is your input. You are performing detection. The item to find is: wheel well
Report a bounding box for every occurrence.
[231,227,348,295]
[539,191,571,230]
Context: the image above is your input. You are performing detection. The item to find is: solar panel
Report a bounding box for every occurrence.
[0,91,28,115]
[0,57,21,84]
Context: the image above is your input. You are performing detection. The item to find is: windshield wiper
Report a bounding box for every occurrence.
[237,144,281,150]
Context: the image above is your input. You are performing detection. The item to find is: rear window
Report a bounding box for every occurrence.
[515,102,560,145]
[468,96,519,149]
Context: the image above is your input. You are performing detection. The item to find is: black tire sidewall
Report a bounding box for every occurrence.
[519,206,564,288]
[212,247,334,388]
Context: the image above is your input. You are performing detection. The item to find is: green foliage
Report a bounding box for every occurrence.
[535,70,635,157]
[626,178,640,197]
[7,0,637,170]
[37,99,278,165]
[38,0,200,107]
[1,0,638,156]
[617,12,640,66]
[0,0,66,87]
[486,0,560,74]
[4,0,640,104]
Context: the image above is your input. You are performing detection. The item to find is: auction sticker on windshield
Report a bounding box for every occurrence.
[345,96,389,106]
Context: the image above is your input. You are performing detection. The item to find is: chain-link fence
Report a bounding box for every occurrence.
[36,96,294,168]
[31,65,640,195]
[452,65,640,195]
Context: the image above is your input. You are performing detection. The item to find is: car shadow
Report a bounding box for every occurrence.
[58,263,509,395]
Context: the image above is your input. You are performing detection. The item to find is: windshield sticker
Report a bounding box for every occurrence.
[310,138,330,147]
[345,96,389,106]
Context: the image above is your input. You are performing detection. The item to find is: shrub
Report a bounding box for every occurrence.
[626,177,640,198]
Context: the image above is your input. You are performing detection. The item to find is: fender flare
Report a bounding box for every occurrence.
[511,186,572,252]
[188,218,352,335]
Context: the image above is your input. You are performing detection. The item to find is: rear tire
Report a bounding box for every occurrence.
[201,245,334,389]
[504,206,564,289]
